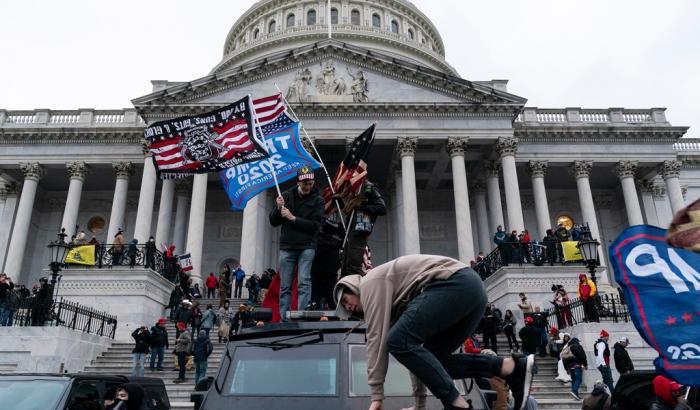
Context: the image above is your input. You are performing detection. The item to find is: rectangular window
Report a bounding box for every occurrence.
[225,344,339,396]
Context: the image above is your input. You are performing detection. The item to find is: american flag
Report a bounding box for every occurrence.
[146,94,291,178]
[323,124,376,216]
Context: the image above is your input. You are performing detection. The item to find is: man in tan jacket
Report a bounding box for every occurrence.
[334,254,535,410]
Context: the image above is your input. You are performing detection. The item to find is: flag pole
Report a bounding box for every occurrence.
[274,84,346,229]
[249,95,282,198]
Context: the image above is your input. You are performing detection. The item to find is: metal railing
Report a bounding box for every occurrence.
[74,243,165,273]
[4,296,118,339]
[545,294,630,329]
[476,242,551,280]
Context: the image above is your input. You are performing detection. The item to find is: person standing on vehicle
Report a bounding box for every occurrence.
[561,336,587,401]
[233,263,246,299]
[334,254,536,410]
[174,321,192,383]
[131,325,151,377]
[270,167,324,318]
[193,330,214,384]
[595,329,615,393]
[149,318,169,371]
[613,336,634,375]
[341,180,387,276]
[113,383,144,410]
[650,375,692,410]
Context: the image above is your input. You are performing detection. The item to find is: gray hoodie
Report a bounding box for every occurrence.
[334,254,467,401]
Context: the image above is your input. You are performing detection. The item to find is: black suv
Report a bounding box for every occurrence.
[0,374,171,410]
[192,321,491,410]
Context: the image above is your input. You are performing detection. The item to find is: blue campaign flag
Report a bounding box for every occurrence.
[609,225,700,386]
[219,122,321,211]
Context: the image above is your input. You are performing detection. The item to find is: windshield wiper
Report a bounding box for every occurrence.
[246,330,324,351]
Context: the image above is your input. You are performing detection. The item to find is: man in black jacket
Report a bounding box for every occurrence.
[341,180,386,277]
[562,337,587,401]
[149,318,169,371]
[613,336,634,375]
[131,326,151,377]
[193,330,214,384]
[269,167,324,320]
[518,316,540,356]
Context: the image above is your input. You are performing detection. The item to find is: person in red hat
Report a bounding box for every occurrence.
[149,318,169,371]
[651,375,691,410]
[595,329,614,393]
[518,316,541,356]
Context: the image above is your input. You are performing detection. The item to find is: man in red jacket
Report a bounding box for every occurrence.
[204,272,218,299]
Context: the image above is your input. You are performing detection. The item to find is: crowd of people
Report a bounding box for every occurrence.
[0,272,55,326]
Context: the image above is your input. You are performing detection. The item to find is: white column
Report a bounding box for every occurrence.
[398,137,420,255]
[154,179,175,246]
[637,180,659,227]
[660,160,685,214]
[447,137,474,262]
[4,163,43,280]
[485,161,505,231]
[472,182,491,254]
[185,173,208,283]
[614,161,644,226]
[240,195,268,277]
[528,160,552,239]
[497,137,524,232]
[106,162,134,242]
[393,171,405,256]
[60,161,88,240]
[172,179,191,253]
[653,184,673,227]
[571,161,609,284]
[133,156,158,242]
[0,183,19,272]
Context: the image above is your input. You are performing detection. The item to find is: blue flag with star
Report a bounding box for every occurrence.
[219,122,321,211]
[610,225,700,386]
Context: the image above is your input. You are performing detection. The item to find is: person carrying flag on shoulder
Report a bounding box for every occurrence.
[341,180,386,277]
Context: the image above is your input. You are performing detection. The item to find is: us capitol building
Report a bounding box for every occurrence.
[1,0,698,290]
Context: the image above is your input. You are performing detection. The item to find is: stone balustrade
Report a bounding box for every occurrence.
[0,109,144,127]
[516,107,667,126]
[674,138,700,153]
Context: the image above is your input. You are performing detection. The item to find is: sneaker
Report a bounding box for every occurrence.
[505,354,535,410]
[570,392,582,401]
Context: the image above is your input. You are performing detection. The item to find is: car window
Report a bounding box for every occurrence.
[141,384,170,410]
[67,380,102,410]
[224,344,339,396]
[0,379,69,410]
[348,345,466,397]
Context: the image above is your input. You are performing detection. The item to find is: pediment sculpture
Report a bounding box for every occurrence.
[285,61,369,103]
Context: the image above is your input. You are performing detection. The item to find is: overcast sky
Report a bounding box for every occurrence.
[1,0,698,137]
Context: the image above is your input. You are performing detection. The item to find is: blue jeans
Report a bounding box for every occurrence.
[570,366,583,394]
[131,353,146,377]
[386,269,504,407]
[149,346,164,370]
[0,305,6,326]
[195,361,208,384]
[598,365,615,393]
[278,248,315,320]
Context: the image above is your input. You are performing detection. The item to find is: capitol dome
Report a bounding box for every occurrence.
[211,0,457,75]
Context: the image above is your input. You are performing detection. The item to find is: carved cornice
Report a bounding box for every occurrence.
[0,129,144,144]
[527,160,548,178]
[19,162,43,181]
[652,184,666,199]
[571,160,593,179]
[397,137,417,158]
[175,179,193,196]
[446,137,468,157]
[614,160,638,179]
[515,126,687,142]
[485,160,501,177]
[66,161,89,180]
[660,160,682,180]
[113,161,135,179]
[496,137,518,158]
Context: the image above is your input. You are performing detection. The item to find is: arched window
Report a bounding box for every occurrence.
[287,13,295,28]
[407,28,414,40]
[268,20,276,33]
[307,9,317,25]
[331,8,339,24]
[351,9,360,25]
[372,13,381,28]
[391,20,399,34]
[253,28,260,39]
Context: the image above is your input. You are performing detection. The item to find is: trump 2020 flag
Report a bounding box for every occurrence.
[610,225,700,386]
[144,96,269,179]
[219,122,321,211]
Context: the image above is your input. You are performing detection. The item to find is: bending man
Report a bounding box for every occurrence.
[334,254,535,410]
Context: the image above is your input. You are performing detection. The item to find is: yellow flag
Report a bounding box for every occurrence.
[562,241,583,262]
[65,245,96,266]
